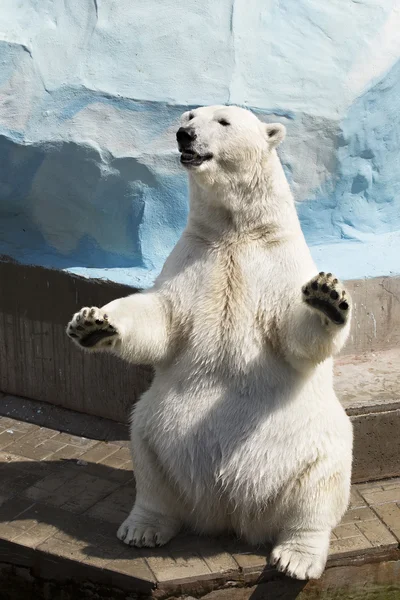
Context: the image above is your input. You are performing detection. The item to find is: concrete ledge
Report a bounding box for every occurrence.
[0,413,399,599]
[334,348,400,483]
[1,558,400,600]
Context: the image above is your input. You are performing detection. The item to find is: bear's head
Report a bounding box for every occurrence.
[176,105,285,187]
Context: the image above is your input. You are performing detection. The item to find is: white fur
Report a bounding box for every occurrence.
[67,106,353,580]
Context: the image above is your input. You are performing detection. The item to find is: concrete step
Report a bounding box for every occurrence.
[0,409,399,599]
[334,348,400,482]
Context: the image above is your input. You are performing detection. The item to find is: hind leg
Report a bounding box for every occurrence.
[236,513,330,579]
[236,458,351,579]
[269,468,351,580]
[117,433,182,548]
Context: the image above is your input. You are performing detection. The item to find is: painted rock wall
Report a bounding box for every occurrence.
[0,0,399,286]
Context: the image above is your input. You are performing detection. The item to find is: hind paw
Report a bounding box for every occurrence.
[270,543,326,580]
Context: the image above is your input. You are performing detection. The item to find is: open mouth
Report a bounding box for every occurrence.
[179,149,213,167]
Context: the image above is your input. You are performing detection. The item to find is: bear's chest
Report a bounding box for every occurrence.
[182,247,274,367]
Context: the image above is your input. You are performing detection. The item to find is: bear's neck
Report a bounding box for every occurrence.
[186,150,302,243]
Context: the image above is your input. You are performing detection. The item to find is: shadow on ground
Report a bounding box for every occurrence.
[0,457,309,598]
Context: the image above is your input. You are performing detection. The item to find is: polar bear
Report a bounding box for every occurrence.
[67,105,353,581]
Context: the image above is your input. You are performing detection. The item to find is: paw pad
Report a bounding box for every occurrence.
[302,273,351,325]
[66,307,118,348]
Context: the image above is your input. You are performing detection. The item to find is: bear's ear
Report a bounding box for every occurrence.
[264,123,286,148]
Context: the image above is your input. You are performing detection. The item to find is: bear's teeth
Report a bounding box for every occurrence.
[181,152,198,160]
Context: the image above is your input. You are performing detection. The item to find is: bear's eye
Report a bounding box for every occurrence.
[218,118,230,126]
[188,113,194,121]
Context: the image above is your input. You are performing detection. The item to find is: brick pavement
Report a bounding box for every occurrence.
[0,413,399,598]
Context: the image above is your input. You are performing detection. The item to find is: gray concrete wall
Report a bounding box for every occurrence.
[0,261,151,423]
[345,278,400,356]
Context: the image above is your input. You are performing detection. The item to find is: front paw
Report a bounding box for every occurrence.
[66,306,119,349]
[302,272,351,326]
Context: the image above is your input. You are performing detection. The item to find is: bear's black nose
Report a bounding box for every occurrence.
[176,127,196,147]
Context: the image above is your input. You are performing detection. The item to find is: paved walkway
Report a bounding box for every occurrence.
[0,411,399,598]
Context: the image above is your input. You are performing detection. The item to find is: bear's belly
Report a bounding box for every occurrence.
[132,361,337,508]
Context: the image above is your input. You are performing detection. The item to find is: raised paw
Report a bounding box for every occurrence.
[66,306,118,349]
[302,272,351,326]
